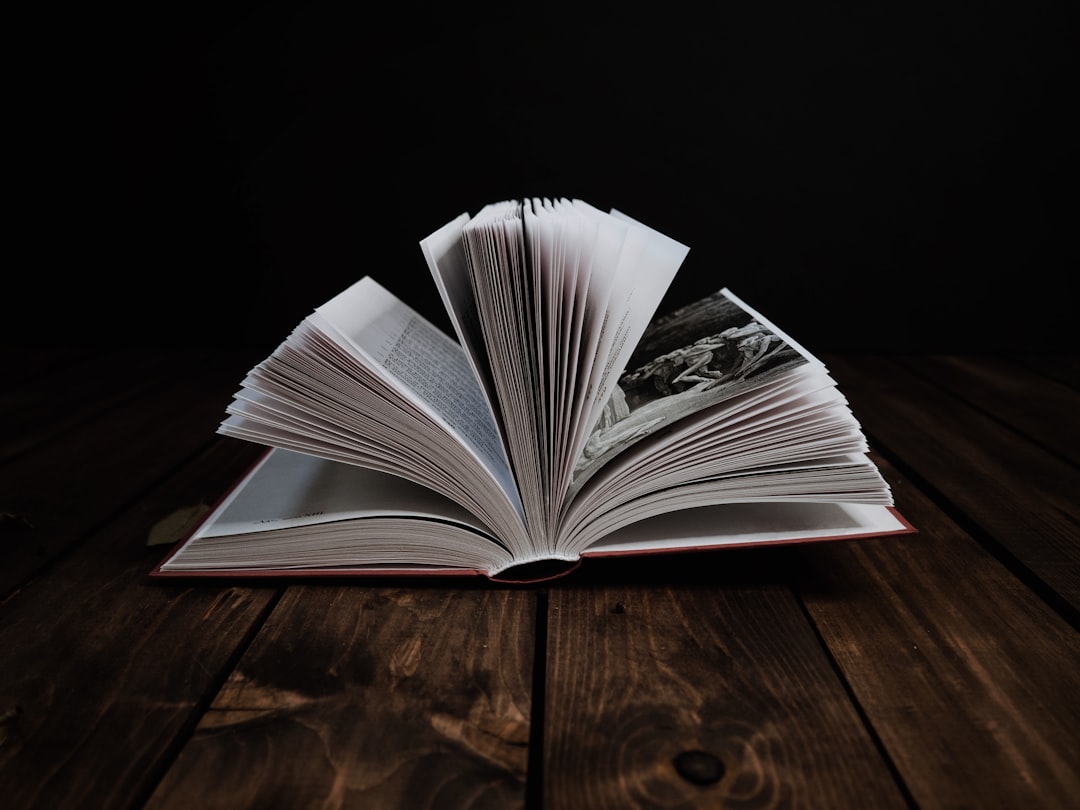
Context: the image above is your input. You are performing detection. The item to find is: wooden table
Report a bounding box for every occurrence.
[2,349,1078,809]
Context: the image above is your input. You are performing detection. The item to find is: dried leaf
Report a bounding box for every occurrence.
[147,504,210,546]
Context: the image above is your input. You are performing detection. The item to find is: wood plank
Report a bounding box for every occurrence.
[0,350,221,463]
[794,454,1080,809]
[0,346,98,387]
[894,354,1080,463]
[0,439,277,810]
[1010,354,1080,390]
[543,581,906,809]
[145,586,536,810]
[824,354,1080,618]
[0,350,254,594]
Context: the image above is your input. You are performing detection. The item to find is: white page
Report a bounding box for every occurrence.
[312,276,518,501]
[567,287,815,493]
[163,449,517,574]
[459,202,555,543]
[193,448,495,537]
[582,501,909,555]
[549,198,594,482]
[218,389,529,542]
[587,205,692,426]
[561,468,897,555]
[566,373,871,521]
[218,275,533,553]
[561,201,690,490]
[420,211,503,426]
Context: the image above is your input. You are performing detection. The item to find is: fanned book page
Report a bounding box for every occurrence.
[154,199,914,582]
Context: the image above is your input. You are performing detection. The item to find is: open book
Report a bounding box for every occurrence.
[153,199,914,582]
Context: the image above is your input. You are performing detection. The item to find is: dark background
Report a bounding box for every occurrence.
[17,0,1077,356]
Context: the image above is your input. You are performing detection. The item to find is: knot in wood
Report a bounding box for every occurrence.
[673,749,725,785]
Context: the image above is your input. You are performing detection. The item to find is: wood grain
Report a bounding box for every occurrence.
[0,350,188,463]
[543,584,906,810]
[2,351,1077,810]
[795,456,1080,809]
[0,350,252,593]
[0,439,277,809]
[825,354,1080,616]
[1011,355,1080,390]
[146,586,536,810]
[894,354,1080,462]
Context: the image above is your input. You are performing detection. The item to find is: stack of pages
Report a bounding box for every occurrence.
[154,198,913,582]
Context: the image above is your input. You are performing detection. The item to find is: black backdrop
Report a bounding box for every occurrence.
[19,1,1077,355]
